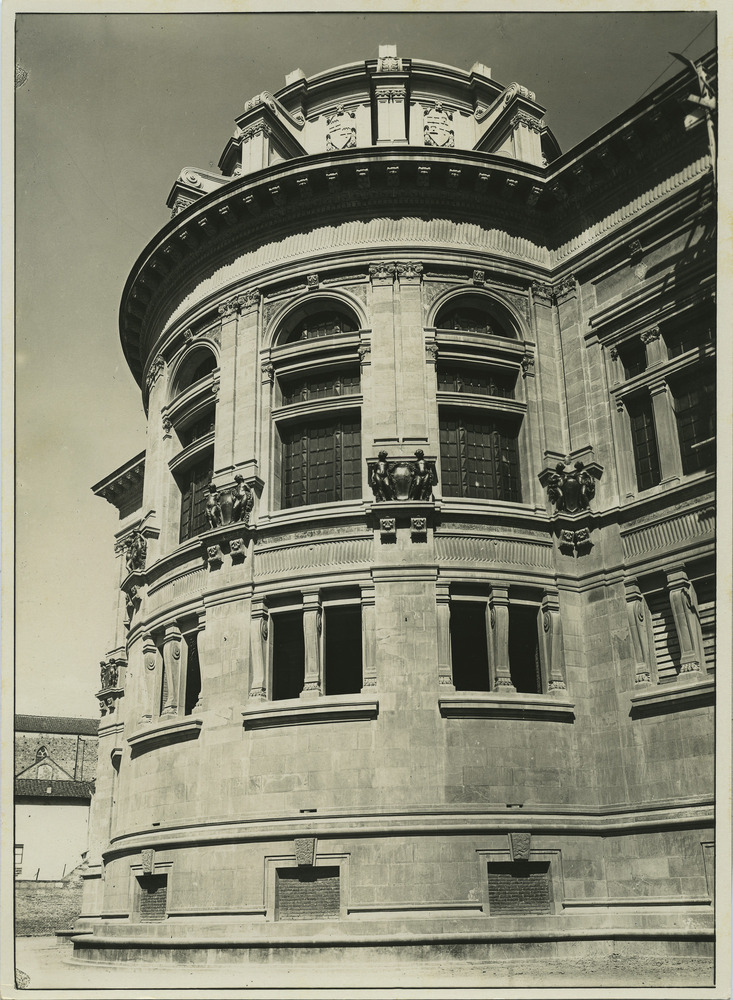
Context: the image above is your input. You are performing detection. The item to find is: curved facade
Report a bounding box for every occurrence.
[80,47,716,965]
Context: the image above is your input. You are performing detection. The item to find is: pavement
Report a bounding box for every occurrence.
[10,935,715,995]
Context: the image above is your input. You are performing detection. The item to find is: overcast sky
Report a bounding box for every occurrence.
[13,7,718,719]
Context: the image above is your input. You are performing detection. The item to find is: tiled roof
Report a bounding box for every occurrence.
[15,778,94,799]
[15,715,98,736]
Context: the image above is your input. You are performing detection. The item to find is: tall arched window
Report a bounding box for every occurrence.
[433,296,525,503]
[167,344,219,542]
[271,300,364,510]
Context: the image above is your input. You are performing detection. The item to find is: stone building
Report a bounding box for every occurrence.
[76,46,716,965]
[15,715,98,934]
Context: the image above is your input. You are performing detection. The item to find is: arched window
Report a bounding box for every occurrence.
[272,300,363,509]
[435,296,515,338]
[282,308,358,344]
[172,347,217,396]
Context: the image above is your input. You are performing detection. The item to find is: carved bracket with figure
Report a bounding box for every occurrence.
[97,656,126,716]
[368,450,437,503]
[538,454,603,558]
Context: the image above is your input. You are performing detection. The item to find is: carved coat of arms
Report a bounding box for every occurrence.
[326,106,356,150]
[424,103,454,147]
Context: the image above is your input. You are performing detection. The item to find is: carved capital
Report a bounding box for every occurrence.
[640,326,660,344]
[145,355,166,393]
[395,261,423,281]
[531,281,554,303]
[511,110,544,133]
[369,262,397,283]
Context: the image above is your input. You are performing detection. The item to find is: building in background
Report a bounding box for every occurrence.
[15,715,98,934]
[75,45,715,966]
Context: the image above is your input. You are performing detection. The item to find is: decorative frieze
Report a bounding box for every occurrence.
[621,503,715,559]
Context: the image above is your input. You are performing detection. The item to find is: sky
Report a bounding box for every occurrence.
[12,6,719,719]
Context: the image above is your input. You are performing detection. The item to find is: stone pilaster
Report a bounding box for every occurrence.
[369,263,399,444]
[139,632,159,724]
[360,585,377,691]
[649,378,682,483]
[666,570,705,679]
[374,84,408,144]
[436,583,454,690]
[394,262,427,443]
[540,591,566,694]
[249,598,269,701]
[160,624,183,716]
[489,585,515,691]
[301,592,322,699]
[231,289,261,481]
[625,582,651,685]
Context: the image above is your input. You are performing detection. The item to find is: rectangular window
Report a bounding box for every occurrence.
[275,866,340,920]
[184,632,202,715]
[646,589,681,683]
[272,611,305,701]
[179,410,215,447]
[664,313,714,358]
[450,601,490,691]
[439,411,521,501]
[487,862,552,915]
[618,339,647,379]
[137,874,168,922]
[672,373,714,475]
[508,604,542,693]
[281,415,361,509]
[178,453,214,542]
[626,394,661,491]
[280,369,360,406]
[323,605,362,695]
[15,845,23,876]
[437,364,516,399]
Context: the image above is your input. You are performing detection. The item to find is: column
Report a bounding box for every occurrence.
[368,264,399,446]
[489,585,515,691]
[640,326,664,367]
[232,289,261,481]
[624,581,651,685]
[360,585,377,691]
[649,378,682,483]
[540,591,566,694]
[249,597,269,701]
[139,632,159,724]
[436,583,454,690]
[301,592,322,699]
[160,624,183,717]
[666,570,705,679]
[394,262,428,443]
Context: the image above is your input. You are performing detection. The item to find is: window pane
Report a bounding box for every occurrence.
[272,611,305,701]
[435,306,510,336]
[626,394,661,491]
[450,602,490,691]
[280,368,360,406]
[672,373,715,475]
[179,453,214,542]
[286,311,357,343]
[439,411,521,501]
[281,416,361,508]
[437,363,516,398]
[324,606,362,695]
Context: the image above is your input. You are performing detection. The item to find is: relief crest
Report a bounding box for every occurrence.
[424,103,455,148]
[326,106,357,151]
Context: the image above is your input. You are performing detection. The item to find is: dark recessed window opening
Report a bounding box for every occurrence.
[280,369,360,406]
[487,862,552,915]
[450,602,490,691]
[439,412,521,501]
[435,305,511,337]
[184,632,202,715]
[672,372,715,475]
[281,415,361,509]
[178,454,214,542]
[437,363,516,398]
[508,605,542,694]
[323,605,362,695]
[175,349,217,394]
[272,611,305,701]
[664,311,714,358]
[692,575,715,674]
[618,339,647,379]
[137,874,168,922]
[626,394,661,491]
[179,410,215,447]
[275,866,340,920]
[285,310,357,343]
